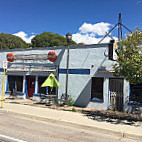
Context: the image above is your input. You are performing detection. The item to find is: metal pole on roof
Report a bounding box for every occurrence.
[120,23,132,33]
[97,13,132,44]
[98,23,118,44]
[118,13,123,41]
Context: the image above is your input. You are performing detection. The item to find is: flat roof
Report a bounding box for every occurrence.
[0,43,109,53]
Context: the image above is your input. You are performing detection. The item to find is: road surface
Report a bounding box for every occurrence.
[0,110,140,142]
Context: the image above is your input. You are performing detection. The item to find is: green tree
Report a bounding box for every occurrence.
[113,27,142,84]
[31,32,77,47]
[0,33,29,50]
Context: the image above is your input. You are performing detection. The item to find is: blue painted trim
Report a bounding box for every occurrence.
[33,93,45,97]
[0,68,7,72]
[16,91,25,95]
[59,69,90,75]
[6,77,9,92]
[46,86,48,94]
[5,90,25,95]
[15,76,17,89]
[91,98,104,102]
[25,76,28,98]
[34,76,35,94]
[5,91,11,93]
[108,85,109,108]
[37,77,38,94]
[128,102,142,106]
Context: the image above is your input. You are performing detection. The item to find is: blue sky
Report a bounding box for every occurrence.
[0,0,142,44]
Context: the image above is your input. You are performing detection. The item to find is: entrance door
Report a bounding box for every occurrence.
[28,76,35,97]
[109,78,124,111]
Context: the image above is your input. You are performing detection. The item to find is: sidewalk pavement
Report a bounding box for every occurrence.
[1,99,142,141]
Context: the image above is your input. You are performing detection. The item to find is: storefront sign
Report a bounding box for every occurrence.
[47,51,57,62]
[6,52,15,62]
[6,51,57,62]
[15,54,48,60]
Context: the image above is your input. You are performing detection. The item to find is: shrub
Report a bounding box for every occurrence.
[67,96,74,106]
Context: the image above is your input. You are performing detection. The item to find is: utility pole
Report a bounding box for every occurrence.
[65,33,72,104]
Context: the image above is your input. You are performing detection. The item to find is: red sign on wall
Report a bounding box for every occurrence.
[47,51,57,62]
[6,52,15,62]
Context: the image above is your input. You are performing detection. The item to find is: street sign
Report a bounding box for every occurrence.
[3,61,8,69]
[1,61,7,107]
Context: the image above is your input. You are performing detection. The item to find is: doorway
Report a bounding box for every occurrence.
[27,76,35,98]
[109,78,124,111]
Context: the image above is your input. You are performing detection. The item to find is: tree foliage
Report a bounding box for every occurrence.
[113,27,142,84]
[0,33,29,50]
[31,32,77,47]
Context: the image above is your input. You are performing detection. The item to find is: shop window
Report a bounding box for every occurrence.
[130,83,142,103]
[48,86,56,95]
[17,76,23,92]
[38,76,47,94]
[8,76,16,92]
[38,76,56,95]
[8,76,23,92]
[91,77,104,101]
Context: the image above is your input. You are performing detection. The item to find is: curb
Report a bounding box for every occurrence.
[2,109,142,141]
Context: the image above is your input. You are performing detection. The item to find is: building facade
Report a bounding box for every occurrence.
[0,43,141,112]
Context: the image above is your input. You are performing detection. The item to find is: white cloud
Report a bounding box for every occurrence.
[72,22,117,44]
[13,22,116,45]
[13,31,35,43]
[72,33,117,44]
[79,22,111,36]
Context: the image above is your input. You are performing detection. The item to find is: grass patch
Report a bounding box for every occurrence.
[61,108,77,112]
[72,108,76,112]
[10,101,20,104]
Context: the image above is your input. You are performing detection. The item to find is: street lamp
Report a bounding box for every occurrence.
[65,33,72,103]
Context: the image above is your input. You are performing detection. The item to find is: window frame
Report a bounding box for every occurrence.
[17,76,24,92]
[7,75,23,93]
[129,83,142,105]
[38,76,47,94]
[91,77,104,102]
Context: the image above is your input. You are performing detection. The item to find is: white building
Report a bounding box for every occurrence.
[0,42,141,113]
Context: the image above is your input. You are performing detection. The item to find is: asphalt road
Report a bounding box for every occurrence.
[0,111,140,142]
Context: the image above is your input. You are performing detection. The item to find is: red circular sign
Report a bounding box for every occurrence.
[48,51,57,62]
[6,52,15,62]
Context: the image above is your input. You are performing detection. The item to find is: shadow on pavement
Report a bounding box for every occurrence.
[83,110,142,127]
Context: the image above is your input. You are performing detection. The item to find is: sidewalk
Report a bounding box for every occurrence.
[1,99,142,141]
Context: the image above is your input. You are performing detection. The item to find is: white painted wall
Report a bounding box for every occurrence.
[0,44,135,111]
